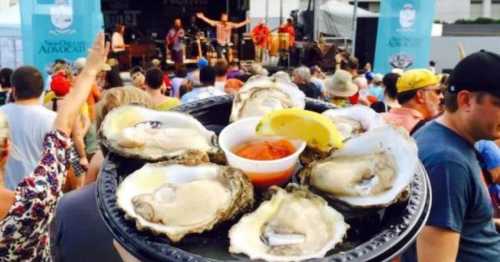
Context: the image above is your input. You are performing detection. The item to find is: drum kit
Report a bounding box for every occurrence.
[268,32,289,57]
[180,32,215,61]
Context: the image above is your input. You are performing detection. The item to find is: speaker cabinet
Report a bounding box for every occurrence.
[354,17,378,69]
[239,38,255,61]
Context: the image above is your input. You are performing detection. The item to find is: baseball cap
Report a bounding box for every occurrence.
[396,69,439,93]
[51,72,71,97]
[448,50,500,97]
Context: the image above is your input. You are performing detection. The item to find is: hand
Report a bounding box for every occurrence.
[83,32,110,76]
[79,157,89,171]
[113,240,141,262]
[196,12,203,19]
[54,32,109,136]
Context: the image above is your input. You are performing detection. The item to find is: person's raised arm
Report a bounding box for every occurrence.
[417,226,460,262]
[54,33,109,136]
[232,18,251,29]
[196,12,217,27]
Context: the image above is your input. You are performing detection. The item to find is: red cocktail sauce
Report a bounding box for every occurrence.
[233,139,296,187]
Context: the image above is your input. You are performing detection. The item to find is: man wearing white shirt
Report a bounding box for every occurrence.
[0,66,56,189]
[181,66,225,104]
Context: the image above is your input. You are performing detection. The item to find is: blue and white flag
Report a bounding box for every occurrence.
[374,0,436,73]
[20,0,103,80]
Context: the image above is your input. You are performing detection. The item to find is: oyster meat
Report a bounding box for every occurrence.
[300,126,418,208]
[101,105,220,162]
[322,105,385,140]
[307,153,396,197]
[117,162,254,242]
[229,186,348,261]
[230,78,305,122]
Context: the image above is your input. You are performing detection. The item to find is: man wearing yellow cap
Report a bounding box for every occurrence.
[383,69,443,134]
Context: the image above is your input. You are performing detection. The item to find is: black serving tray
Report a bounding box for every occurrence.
[97,96,431,262]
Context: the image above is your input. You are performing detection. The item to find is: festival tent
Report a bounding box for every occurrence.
[0,4,22,69]
[315,0,378,38]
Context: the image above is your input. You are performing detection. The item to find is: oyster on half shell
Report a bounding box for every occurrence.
[229,186,349,262]
[305,153,396,197]
[117,162,254,242]
[300,126,418,208]
[230,78,305,122]
[101,105,221,162]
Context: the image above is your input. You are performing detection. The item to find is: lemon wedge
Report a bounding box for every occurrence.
[256,108,344,151]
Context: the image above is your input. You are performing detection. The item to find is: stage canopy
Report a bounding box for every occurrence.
[315,0,377,38]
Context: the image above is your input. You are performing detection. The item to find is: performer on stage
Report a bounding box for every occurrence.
[279,18,296,48]
[251,19,270,62]
[166,18,186,66]
[196,12,250,62]
[111,24,127,59]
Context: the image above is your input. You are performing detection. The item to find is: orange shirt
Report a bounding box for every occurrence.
[279,24,295,47]
[225,79,244,94]
[252,25,270,48]
[86,84,101,121]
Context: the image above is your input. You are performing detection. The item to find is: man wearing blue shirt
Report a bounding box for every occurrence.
[181,66,225,104]
[403,51,500,261]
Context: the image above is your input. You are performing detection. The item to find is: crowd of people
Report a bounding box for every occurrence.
[0,30,498,262]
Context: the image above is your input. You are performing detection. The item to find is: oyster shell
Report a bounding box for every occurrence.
[230,78,305,122]
[101,105,221,162]
[300,126,418,208]
[322,105,385,141]
[117,162,254,242]
[229,186,349,261]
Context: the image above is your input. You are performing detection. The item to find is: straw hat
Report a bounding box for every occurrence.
[325,70,358,98]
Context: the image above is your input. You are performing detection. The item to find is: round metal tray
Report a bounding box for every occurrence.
[97,96,431,262]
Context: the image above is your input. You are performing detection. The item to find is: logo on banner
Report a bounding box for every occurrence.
[390,53,414,70]
[50,0,75,35]
[399,4,416,31]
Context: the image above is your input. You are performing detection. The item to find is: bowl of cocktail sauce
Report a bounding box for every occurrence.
[219,117,306,187]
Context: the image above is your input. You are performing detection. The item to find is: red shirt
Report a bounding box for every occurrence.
[252,25,270,48]
[279,24,295,47]
[349,92,359,105]
[163,73,172,90]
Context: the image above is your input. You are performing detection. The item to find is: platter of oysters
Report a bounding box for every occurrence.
[97,79,431,262]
